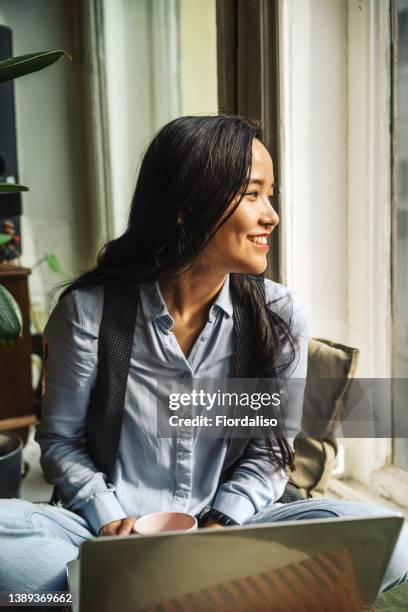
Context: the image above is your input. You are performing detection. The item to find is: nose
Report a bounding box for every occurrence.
[260,196,279,227]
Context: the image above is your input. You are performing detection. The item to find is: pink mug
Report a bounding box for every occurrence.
[133,511,198,535]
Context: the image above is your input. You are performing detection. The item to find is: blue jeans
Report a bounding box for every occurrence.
[0,498,407,593]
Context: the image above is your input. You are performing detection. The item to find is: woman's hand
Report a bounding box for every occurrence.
[203,519,224,529]
[99,517,137,536]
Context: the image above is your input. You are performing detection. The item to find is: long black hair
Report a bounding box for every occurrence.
[61,115,297,470]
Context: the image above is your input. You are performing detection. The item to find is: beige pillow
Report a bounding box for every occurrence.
[288,338,359,498]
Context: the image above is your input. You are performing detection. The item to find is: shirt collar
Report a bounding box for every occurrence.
[139,281,172,327]
[139,274,233,327]
[210,274,233,318]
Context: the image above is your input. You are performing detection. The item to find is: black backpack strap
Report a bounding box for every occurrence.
[221,275,265,474]
[225,273,305,504]
[85,284,140,481]
[230,274,265,379]
[50,283,139,504]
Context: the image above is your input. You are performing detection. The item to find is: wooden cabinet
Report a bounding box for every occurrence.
[0,264,36,439]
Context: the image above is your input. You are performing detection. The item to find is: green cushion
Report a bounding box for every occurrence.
[375,581,408,611]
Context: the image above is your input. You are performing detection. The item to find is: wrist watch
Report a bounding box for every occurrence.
[197,505,238,527]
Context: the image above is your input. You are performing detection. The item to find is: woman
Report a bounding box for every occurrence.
[0,115,406,593]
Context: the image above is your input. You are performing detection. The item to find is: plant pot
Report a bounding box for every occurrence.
[0,432,23,498]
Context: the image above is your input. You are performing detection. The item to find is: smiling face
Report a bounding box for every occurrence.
[199,138,279,275]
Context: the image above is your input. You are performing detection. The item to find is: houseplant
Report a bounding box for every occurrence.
[0,50,70,350]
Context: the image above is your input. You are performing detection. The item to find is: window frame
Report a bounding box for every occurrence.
[216,0,281,282]
[277,0,408,508]
[337,0,408,507]
[392,0,408,470]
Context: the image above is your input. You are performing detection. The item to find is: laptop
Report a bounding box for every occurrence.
[67,514,403,611]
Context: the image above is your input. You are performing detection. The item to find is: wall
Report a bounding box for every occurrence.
[0,0,93,317]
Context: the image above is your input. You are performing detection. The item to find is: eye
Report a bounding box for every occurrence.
[245,191,259,199]
[242,190,275,203]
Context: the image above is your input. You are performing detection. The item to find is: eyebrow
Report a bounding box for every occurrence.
[248,178,275,187]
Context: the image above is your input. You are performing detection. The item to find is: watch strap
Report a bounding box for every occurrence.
[197,506,238,527]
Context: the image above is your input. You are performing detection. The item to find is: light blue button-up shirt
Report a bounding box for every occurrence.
[36,275,308,534]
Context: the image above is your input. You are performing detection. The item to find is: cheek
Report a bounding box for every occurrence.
[216,224,247,249]
[205,204,257,255]
[234,204,258,231]
[224,208,255,239]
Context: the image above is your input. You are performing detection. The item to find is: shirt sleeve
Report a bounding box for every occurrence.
[212,285,309,524]
[35,290,127,534]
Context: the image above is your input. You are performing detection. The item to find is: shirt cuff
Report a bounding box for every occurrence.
[79,491,127,534]
[211,490,256,525]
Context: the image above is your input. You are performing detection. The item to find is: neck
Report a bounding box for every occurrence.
[159,263,228,323]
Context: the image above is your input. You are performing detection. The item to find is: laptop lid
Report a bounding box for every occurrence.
[74,515,403,611]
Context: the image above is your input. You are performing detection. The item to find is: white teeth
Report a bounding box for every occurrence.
[248,235,268,245]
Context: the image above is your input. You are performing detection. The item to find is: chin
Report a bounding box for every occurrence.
[238,259,268,276]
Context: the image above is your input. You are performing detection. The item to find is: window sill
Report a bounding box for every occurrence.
[327,471,408,519]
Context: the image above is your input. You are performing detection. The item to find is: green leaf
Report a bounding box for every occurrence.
[0,284,23,342]
[0,50,72,83]
[0,183,29,193]
[45,253,64,275]
[0,234,12,246]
